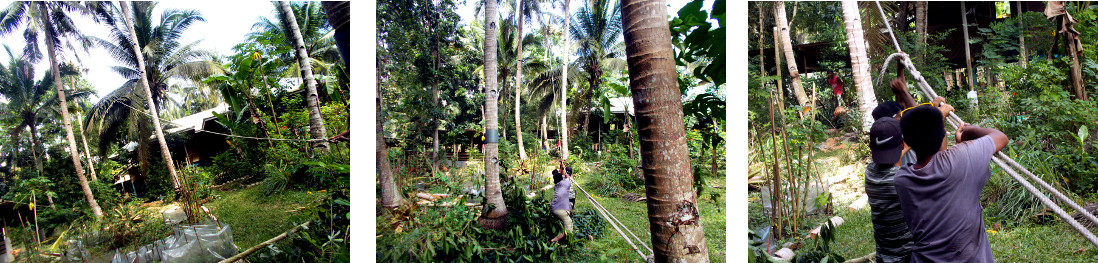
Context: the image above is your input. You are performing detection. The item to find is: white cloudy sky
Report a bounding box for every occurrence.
[0,0,279,104]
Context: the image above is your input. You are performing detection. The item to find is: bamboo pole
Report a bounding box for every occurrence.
[217,221,310,263]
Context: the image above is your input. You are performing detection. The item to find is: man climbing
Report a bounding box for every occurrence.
[894,98,1008,262]
[863,61,919,263]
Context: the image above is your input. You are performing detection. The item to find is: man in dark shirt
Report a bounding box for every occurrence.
[862,63,921,263]
[894,103,1009,263]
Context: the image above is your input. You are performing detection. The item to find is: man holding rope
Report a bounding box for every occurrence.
[863,61,921,263]
[550,160,574,243]
[894,97,1008,262]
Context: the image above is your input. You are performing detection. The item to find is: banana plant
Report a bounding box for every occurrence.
[203,51,283,143]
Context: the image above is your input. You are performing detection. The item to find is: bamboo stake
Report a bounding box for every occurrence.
[218,221,310,263]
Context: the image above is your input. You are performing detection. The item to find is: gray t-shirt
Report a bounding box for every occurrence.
[551,178,573,211]
[895,136,996,263]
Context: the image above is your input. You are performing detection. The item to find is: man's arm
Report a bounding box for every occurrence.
[956,123,1009,152]
[891,61,917,108]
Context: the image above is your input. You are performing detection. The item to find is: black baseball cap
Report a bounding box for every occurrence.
[872,101,903,120]
[869,117,904,164]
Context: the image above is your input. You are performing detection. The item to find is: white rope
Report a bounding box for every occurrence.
[571,180,651,261]
[872,2,1098,248]
[573,181,653,254]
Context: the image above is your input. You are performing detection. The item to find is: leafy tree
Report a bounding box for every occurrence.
[84,1,222,178]
[0,0,103,217]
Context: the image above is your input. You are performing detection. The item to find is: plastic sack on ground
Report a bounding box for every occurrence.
[110,222,237,263]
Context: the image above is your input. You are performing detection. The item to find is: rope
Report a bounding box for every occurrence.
[572,181,654,255]
[571,180,651,261]
[872,2,1098,248]
[116,101,327,143]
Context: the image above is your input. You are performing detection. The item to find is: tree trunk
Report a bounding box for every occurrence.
[29,124,43,179]
[1067,35,1085,100]
[378,99,403,208]
[913,1,922,47]
[28,125,54,208]
[38,3,101,218]
[280,1,330,153]
[515,0,527,161]
[243,85,275,148]
[122,1,182,193]
[72,77,98,182]
[841,1,878,132]
[961,2,975,91]
[320,1,350,66]
[560,0,571,161]
[895,2,909,32]
[772,27,785,112]
[431,1,441,175]
[625,105,635,160]
[478,0,508,229]
[758,2,766,76]
[774,2,809,107]
[540,115,548,155]
[621,0,709,261]
[1016,1,1027,67]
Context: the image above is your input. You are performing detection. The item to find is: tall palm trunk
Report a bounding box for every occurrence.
[478,0,508,229]
[961,2,975,91]
[76,109,97,182]
[72,76,98,182]
[1016,1,1027,67]
[774,1,809,107]
[121,2,182,193]
[841,1,878,132]
[916,2,927,59]
[514,0,528,161]
[27,125,54,208]
[320,1,350,66]
[280,1,330,153]
[28,124,43,179]
[560,0,571,161]
[429,0,441,175]
[621,0,708,261]
[37,3,101,218]
[378,100,403,208]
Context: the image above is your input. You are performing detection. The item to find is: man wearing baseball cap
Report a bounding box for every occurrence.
[863,62,921,263]
[893,102,1009,262]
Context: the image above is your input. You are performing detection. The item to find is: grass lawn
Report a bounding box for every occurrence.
[562,167,726,262]
[206,186,327,249]
[831,207,1098,262]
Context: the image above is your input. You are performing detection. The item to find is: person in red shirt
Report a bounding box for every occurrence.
[827,70,844,106]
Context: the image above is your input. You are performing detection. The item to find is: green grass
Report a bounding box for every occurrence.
[206,186,327,249]
[829,208,1098,262]
[562,169,726,262]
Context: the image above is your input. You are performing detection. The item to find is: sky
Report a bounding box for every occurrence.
[0,1,279,104]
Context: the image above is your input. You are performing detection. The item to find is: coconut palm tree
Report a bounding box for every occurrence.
[0,1,103,217]
[478,0,508,230]
[841,1,878,131]
[279,1,330,153]
[252,1,339,79]
[113,1,183,190]
[84,2,222,180]
[569,0,625,133]
[0,45,91,207]
[559,0,570,160]
[620,0,709,260]
[511,0,546,160]
[774,1,809,107]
